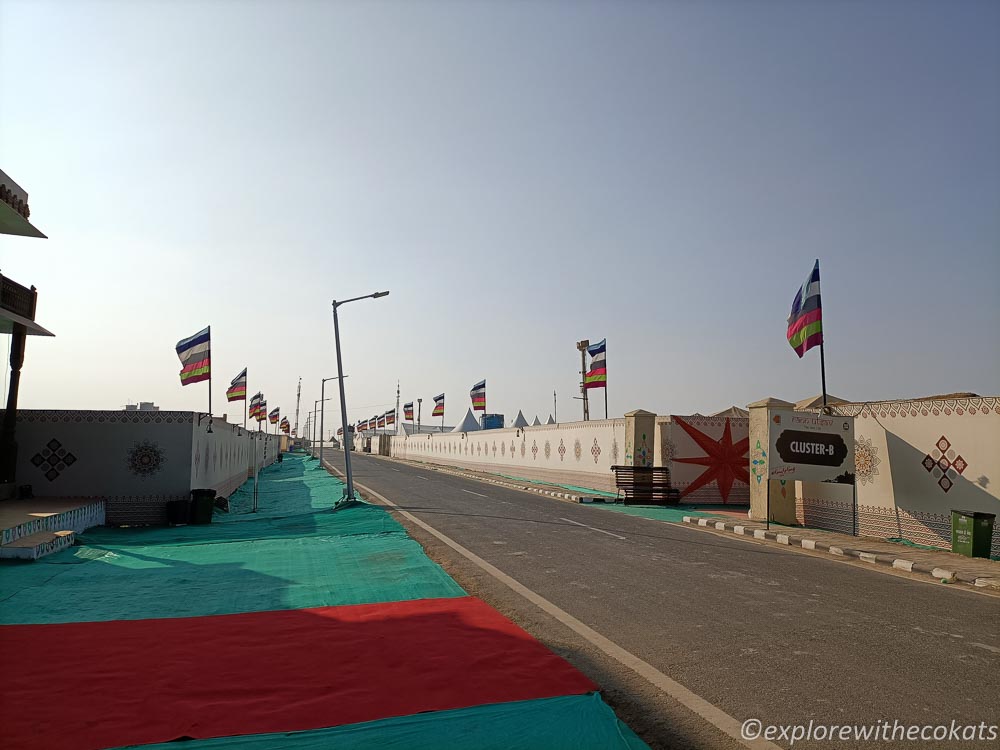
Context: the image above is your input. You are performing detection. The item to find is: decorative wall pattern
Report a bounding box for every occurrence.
[388,419,627,493]
[29,438,78,482]
[3,410,278,526]
[126,441,166,478]
[790,396,1000,556]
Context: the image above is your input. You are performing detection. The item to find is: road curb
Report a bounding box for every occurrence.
[681,516,1000,591]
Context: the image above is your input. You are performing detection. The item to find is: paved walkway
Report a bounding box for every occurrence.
[681,515,1000,589]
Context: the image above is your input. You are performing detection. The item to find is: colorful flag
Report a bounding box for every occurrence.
[385,409,396,426]
[470,380,486,411]
[268,408,280,424]
[226,368,247,402]
[175,326,211,386]
[787,260,823,358]
[280,417,290,433]
[432,393,445,417]
[248,392,263,419]
[584,339,607,389]
[377,414,386,429]
[403,402,414,420]
[256,399,267,422]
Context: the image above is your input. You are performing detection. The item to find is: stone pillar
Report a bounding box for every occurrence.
[623,409,656,467]
[747,397,794,522]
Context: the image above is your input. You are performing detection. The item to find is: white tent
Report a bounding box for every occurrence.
[531,416,542,426]
[546,414,556,425]
[511,410,529,429]
[452,408,482,433]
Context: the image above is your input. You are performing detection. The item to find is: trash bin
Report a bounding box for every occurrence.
[951,510,996,558]
[190,489,217,525]
[166,499,189,526]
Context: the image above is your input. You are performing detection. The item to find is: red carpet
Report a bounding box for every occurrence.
[0,596,595,750]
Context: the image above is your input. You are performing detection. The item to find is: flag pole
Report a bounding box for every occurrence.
[820,342,828,409]
[817,259,828,409]
[207,326,212,431]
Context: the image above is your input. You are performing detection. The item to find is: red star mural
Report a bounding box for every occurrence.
[673,416,750,503]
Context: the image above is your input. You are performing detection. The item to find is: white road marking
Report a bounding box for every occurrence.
[560,517,627,540]
[970,642,1000,655]
[416,476,429,481]
[339,471,781,750]
[461,489,489,498]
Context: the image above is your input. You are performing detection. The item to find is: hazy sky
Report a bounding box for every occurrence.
[2,0,998,434]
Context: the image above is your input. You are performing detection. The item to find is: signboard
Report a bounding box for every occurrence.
[768,409,855,484]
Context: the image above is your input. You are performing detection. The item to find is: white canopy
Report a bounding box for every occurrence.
[511,410,529,428]
[452,408,482,433]
[531,416,542,426]
[546,414,556,425]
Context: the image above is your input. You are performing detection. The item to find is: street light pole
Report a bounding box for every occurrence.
[333,290,389,506]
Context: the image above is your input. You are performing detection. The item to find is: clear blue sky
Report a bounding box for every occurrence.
[2,0,998,433]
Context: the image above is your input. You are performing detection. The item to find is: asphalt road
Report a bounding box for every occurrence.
[324,450,1000,750]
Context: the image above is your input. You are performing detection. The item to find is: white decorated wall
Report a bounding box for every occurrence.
[388,419,626,493]
[2,410,278,524]
[799,396,1000,555]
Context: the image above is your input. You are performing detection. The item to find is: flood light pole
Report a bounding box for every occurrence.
[333,291,389,506]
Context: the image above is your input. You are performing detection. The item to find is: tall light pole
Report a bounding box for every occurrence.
[319,380,339,466]
[312,398,331,458]
[333,290,389,506]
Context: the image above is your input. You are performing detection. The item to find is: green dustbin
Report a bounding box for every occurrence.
[951,510,996,559]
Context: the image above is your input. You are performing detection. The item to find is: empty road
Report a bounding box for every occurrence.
[324,450,999,749]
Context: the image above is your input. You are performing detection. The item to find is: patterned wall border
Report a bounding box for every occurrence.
[833,397,999,419]
[3,410,198,425]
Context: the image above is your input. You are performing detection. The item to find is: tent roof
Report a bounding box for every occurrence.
[546,414,556,425]
[511,410,529,428]
[709,406,749,418]
[531,416,542,426]
[794,394,849,410]
[452,408,482,433]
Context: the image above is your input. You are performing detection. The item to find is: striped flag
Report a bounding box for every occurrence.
[584,339,607,389]
[256,399,267,422]
[403,402,414,420]
[470,380,486,412]
[377,414,386,429]
[268,408,280,425]
[226,368,247,402]
[385,409,396,426]
[280,417,290,433]
[432,393,445,417]
[248,393,263,419]
[787,260,823,358]
[175,327,211,386]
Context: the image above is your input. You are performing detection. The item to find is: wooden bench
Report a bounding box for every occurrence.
[610,465,681,505]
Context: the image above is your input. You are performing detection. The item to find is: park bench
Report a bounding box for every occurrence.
[610,465,681,505]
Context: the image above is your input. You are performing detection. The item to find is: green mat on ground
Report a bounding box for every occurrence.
[495,473,620,499]
[114,693,649,750]
[0,455,464,624]
[588,503,720,523]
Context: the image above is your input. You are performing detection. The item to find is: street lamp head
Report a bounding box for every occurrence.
[372,290,389,298]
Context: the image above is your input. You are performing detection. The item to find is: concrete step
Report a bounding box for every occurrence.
[0,530,76,560]
[0,499,105,546]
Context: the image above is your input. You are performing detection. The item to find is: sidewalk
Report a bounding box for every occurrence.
[370,453,1000,591]
[0,452,649,750]
[680,515,1000,590]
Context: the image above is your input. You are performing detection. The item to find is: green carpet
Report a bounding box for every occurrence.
[0,455,464,624]
[589,503,720,523]
[114,693,649,750]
